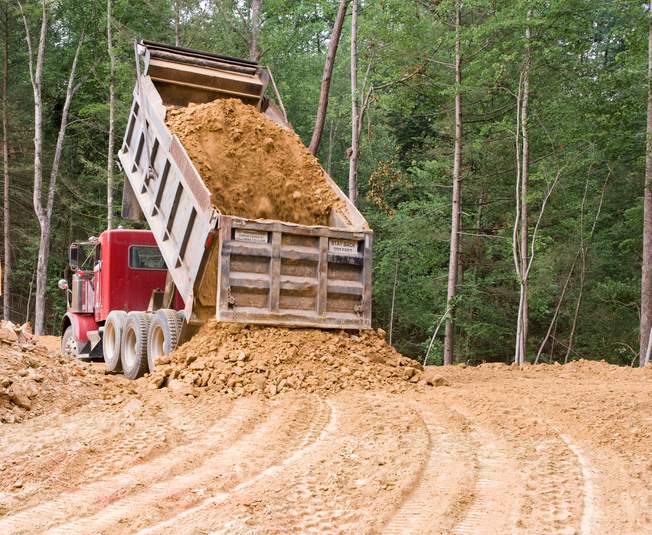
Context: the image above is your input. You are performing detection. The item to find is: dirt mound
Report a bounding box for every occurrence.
[166,98,345,226]
[148,321,429,397]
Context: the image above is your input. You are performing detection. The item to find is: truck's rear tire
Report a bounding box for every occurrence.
[147,309,184,371]
[121,312,151,380]
[103,310,128,372]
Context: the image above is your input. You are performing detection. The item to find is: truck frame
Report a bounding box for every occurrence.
[60,41,373,379]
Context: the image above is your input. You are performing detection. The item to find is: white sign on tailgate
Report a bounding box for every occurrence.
[329,238,358,255]
[234,229,269,244]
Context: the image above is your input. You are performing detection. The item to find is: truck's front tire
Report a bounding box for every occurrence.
[104,310,128,372]
[61,326,80,358]
[121,312,151,380]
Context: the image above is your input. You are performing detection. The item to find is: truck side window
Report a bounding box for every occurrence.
[129,245,166,270]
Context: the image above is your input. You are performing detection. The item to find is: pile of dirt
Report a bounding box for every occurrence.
[0,323,113,424]
[166,98,346,226]
[147,321,443,398]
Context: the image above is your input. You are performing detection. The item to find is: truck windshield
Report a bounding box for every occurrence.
[129,245,166,270]
[78,243,97,270]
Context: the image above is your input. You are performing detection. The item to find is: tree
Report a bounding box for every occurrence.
[308,0,349,155]
[514,13,531,365]
[174,0,180,46]
[2,2,10,320]
[107,0,115,229]
[250,0,262,61]
[348,0,358,205]
[642,2,652,366]
[443,0,462,366]
[19,0,84,334]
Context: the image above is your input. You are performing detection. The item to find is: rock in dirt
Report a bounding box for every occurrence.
[8,382,31,410]
[0,326,17,343]
[420,368,450,387]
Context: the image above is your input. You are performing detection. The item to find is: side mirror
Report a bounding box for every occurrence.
[57,279,69,291]
[69,244,79,270]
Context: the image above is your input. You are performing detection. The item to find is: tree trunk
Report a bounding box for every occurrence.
[517,19,531,365]
[250,0,262,61]
[174,0,181,47]
[34,222,50,333]
[19,0,47,332]
[326,118,336,175]
[2,5,10,320]
[107,0,115,229]
[443,0,462,366]
[348,0,359,206]
[389,252,400,346]
[641,4,652,366]
[308,0,349,155]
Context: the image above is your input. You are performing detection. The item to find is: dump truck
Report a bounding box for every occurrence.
[59,41,373,379]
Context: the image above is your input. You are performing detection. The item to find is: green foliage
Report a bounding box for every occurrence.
[2,0,649,367]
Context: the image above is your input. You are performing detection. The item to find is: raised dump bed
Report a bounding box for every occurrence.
[118,41,372,330]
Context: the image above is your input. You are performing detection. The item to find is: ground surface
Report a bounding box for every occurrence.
[1,346,651,534]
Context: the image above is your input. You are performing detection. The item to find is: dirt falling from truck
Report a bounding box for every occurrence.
[166,98,345,226]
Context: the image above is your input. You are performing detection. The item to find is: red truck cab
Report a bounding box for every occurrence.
[60,229,184,378]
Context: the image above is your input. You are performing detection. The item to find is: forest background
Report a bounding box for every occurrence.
[3,0,650,366]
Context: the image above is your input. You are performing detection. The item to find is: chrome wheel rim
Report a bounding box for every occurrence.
[64,334,77,357]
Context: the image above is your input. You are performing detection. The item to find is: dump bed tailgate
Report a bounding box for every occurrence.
[208,218,372,329]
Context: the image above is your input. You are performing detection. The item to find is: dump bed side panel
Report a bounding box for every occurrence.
[118,78,218,319]
[215,217,372,329]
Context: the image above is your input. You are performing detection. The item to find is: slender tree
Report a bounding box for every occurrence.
[174,0,180,46]
[642,3,652,366]
[443,0,462,365]
[250,0,262,61]
[2,3,10,320]
[514,13,531,365]
[309,0,349,155]
[19,1,84,334]
[107,0,115,229]
[348,0,359,205]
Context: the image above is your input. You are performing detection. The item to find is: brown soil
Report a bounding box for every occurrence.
[2,355,651,533]
[147,320,427,397]
[166,98,345,226]
[34,335,61,354]
[0,335,120,424]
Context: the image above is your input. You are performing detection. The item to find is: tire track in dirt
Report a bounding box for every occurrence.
[47,394,323,534]
[451,415,521,535]
[136,396,336,535]
[558,432,596,535]
[0,397,258,534]
[514,428,588,534]
[0,405,147,512]
[182,395,427,535]
[381,404,475,535]
[437,389,595,535]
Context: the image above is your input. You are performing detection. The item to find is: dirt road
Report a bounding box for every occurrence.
[0,359,650,534]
